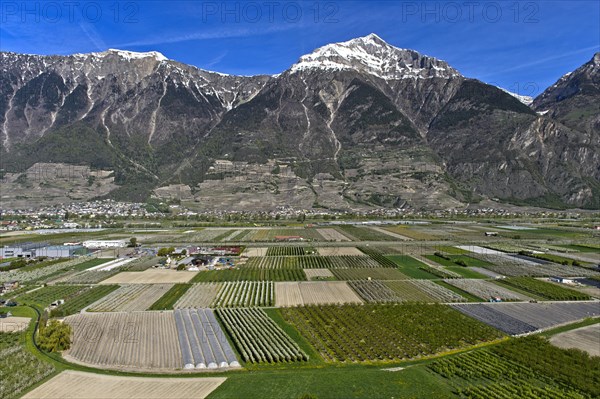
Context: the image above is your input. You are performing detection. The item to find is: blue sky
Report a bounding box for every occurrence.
[1,1,598,97]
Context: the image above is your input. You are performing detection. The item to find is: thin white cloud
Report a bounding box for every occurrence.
[78,22,108,51]
[483,45,599,76]
[114,24,296,48]
[205,51,228,68]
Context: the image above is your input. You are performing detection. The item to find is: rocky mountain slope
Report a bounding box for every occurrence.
[1,35,598,210]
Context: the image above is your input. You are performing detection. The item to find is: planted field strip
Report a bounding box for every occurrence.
[51,285,120,316]
[149,284,193,310]
[452,302,600,335]
[99,269,196,284]
[123,256,162,271]
[443,279,530,301]
[349,280,460,303]
[274,282,303,307]
[175,283,222,308]
[317,228,351,241]
[55,269,121,284]
[178,229,236,243]
[499,277,592,300]
[317,247,363,256]
[191,268,305,282]
[476,255,600,278]
[217,307,308,364]
[244,255,379,269]
[386,280,466,303]
[0,256,94,284]
[304,268,334,280]
[17,285,87,307]
[243,247,268,257]
[382,226,440,240]
[222,230,244,242]
[281,304,503,362]
[247,229,324,242]
[332,268,408,281]
[212,281,274,307]
[266,247,313,256]
[367,226,412,241]
[173,309,240,369]
[469,267,504,279]
[65,312,183,369]
[22,371,226,399]
[357,247,399,268]
[87,258,134,271]
[336,226,398,241]
[349,280,402,303]
[274,281,363,307]
[89,284,173,312]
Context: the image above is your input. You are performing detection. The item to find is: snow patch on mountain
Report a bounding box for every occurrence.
[498,87,534,105]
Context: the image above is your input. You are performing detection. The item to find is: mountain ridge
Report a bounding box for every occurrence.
[1,36,598,210]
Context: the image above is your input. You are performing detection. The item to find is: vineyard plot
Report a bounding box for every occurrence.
[274,282,363,307]
[212,281,274,307]
[216,308,308,364]
[444,279,531,301]
[428,345,590,399]
[89,284,173,312]
[351,280,465,303]
[175,283,223,308]
[173,309,240,369]
[281,304,503,362]
[65,312,183,369]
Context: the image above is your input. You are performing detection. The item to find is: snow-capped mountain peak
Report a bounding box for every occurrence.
[290,33,461,80]
[75,49,168,62]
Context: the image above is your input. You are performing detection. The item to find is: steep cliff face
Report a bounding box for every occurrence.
[0,37,598,209]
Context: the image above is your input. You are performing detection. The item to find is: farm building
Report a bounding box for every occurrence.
[550,277,575,284]
[83,239,128,249]
[0,243,47,258]
[35,245,87,258]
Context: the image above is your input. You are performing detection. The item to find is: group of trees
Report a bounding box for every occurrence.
[38,320,72,353]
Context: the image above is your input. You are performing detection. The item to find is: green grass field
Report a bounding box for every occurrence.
[149,284,192,310]
[387,255,438,279]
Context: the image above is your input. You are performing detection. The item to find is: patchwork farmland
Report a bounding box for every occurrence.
[5,220,599,398]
